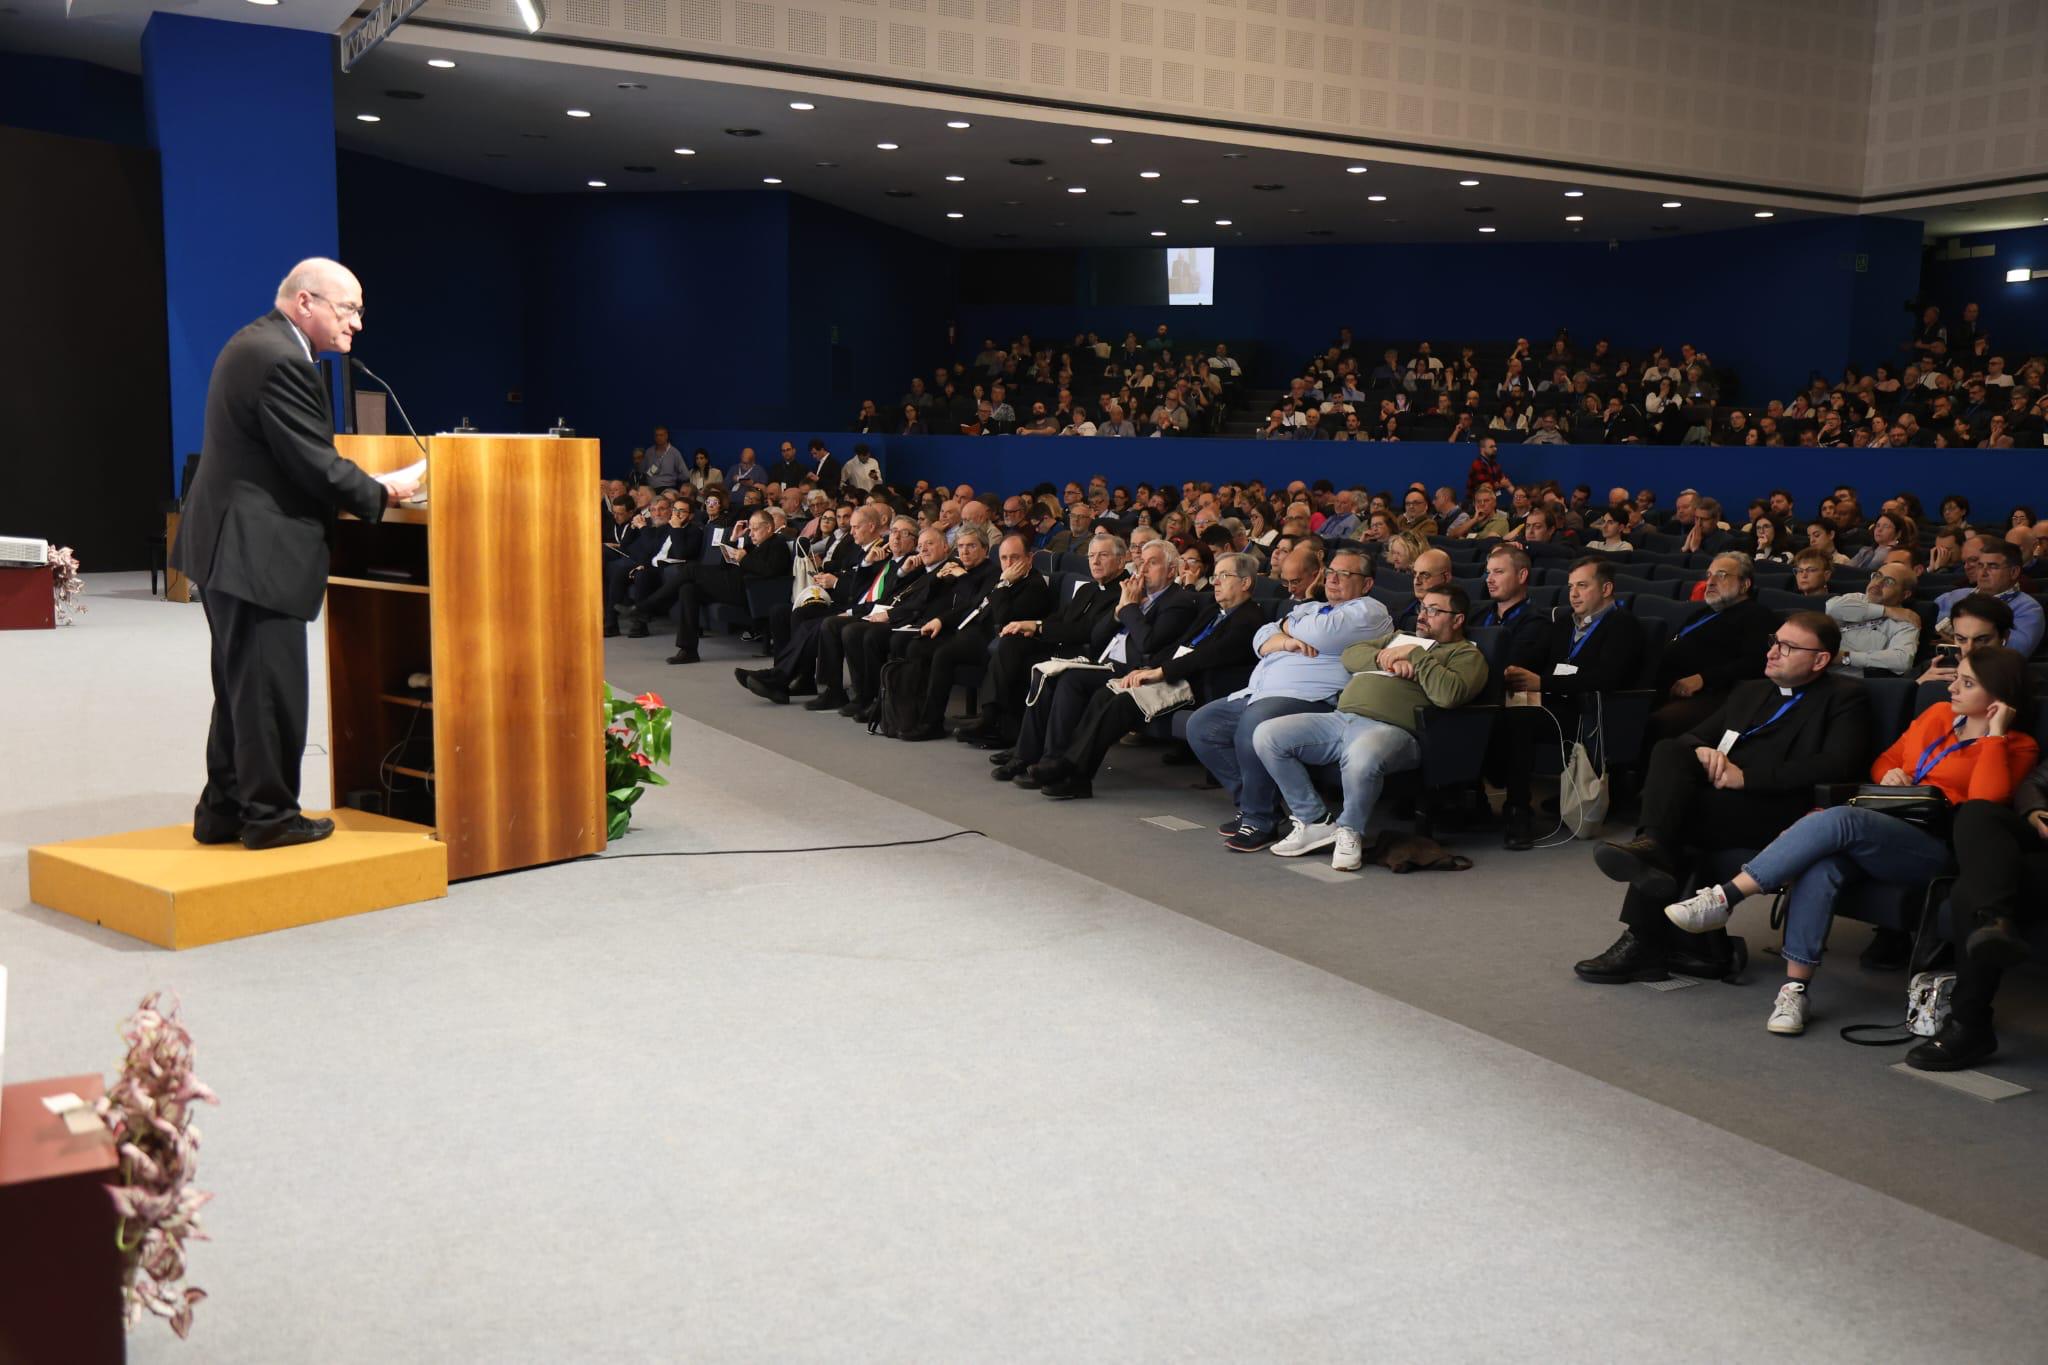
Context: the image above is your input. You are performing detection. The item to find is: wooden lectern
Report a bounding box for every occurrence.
[329,435,606,879]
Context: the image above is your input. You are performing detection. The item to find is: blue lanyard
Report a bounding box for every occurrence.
[1490,600,1525,626]
[1677,610,1717,638]
[1912,730,1977,784]
[1567,613,1606,661]
[1740,691,1804,739]
[1187,612,1225,649]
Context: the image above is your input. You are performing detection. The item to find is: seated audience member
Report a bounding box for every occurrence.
[1432,486,1468,537]
[1650,553,1778,739]
[605,497,703,637]
[726,447,766,491]
[1935,540,2042,656]
[1251,585,1488,870]
[898,531,1051,741]
[1319,490,1363,542]
[1382,531,1425,576]
[1492,557,1649,849]
[621,509,793,664]
[1805,518,1851,565]
[1186,549,1394,851]
[1023,554,1270,800]
[1456,484,1510,540]
[1919,592,2013,685]
[1391,549,1455,630]
[1472,545,1549,652]
[1923,750,2048,1069]
[736,507,898,704]
[1398,488,1438,537]
[1060,406,1099,437]
[765,441,807,487]
[1665,646,2035,1037]
[995,541,1200,783]
[1576,612,1873,984]
[1790,548,1835,598]
[688,448,725,491]
[822,526,950,717]
[1584,508,1632,553]
[1847,511,1913,569]
[955,532,1130,747]
[1826,562,1921,675]
[1676,497,1734,555]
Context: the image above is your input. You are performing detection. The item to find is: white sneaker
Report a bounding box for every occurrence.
[1271,816,1340,858]
[1665,883,1733,934]
[1331,827,1363,871]
[1767,982,1809,1036]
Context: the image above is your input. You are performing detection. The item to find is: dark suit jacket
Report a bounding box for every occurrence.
[1041,577,1122,654]
[1480,596,1553,670]
[1660,597,1778,693]
[1107,583,1202,671]
[1528,607,1648,699]
[173,310,388,619]
[1158,599,1265,702]
[810,456,842,497]
[767,459,807,486]
[942,571,1054,637]
[1681,674,1873,795]
[735,533,793,581]
[633,520,704,569]
[917,558,998,625]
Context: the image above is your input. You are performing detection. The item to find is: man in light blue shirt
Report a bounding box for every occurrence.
[1318,488,1363,542]
[1935,540,2042,657]
[1188,546,1394,851]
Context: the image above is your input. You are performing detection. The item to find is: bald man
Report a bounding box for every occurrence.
[175,257,417,850]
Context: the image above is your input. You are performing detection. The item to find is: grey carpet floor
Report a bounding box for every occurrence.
[4,577,2047,1363]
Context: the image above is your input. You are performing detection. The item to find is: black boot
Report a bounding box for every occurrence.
[1573,929,1670,984]
[1502,805,1535,852]
[1593,836,1679,902]
[1905,1016,1999,1072]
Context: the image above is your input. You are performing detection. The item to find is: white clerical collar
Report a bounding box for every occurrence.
[1778,686,1794,696]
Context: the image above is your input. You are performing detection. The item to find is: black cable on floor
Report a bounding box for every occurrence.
[580,828,989,861]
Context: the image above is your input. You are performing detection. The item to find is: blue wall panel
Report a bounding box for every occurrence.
[1920,221,2048,360]
[143,15,339,481]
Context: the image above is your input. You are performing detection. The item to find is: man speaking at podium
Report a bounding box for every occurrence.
[173,258,418,850]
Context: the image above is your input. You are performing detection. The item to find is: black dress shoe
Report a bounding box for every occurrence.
[1667,935,1746,982]
[1593,836,1679,902]
[1966,917,2033,969]
[1041,776,1094,800]
[992,760,1027,782]
[806,688,850,712]
[241,815,336,851]
[742,673,791,705]
[786,680,818,698]
[837,696,867,718]
[1026,758,1073,785]
[1906,1016,1999,1072]
[1502,806,1535,852]
[1860,927,1914,972]
[988,749,1016,766]
[667,650,699,665]
[1011,770,1044,790]
[852,703,876,724]
[192,821,243,846]
[1573,929,1670,984]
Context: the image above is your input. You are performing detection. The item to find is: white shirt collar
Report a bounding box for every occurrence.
[282,314,314,362]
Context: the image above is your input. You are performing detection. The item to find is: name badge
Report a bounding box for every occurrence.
[1552,663,1579,677]
[1173,645,1194,659]
[1717,730,1741,755]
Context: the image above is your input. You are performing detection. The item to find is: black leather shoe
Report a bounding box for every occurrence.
[1502,806,1535,852]
[1041,777,1094,800]
[786,680,818,698]
[1668,934,1746,982]
[1860,927,1913,972]
[954,722,995,744]
[1593,837,1678,902]
[1905,1016,1999,1072]
[1027,758,1073,785]
[806,688,849,712]
[241,816,336,851]
[852,703,876,724]
[192,820,243,846]
[987,749,1017,766]
[742,673,790,705]
[1573,930,1670,984]
[1966,917,2033,969]
[666,650,699,665]
[992,760,1027,782]
[1011,770,1044,790]
[837,696,867,718]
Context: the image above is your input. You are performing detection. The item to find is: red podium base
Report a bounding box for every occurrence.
[0,1075,124,1363]
[0,565,55,630]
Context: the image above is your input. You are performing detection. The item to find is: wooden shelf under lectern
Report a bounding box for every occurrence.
[329,434,606,879]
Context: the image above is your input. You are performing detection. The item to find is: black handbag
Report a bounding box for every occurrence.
[1845,785,1952,833]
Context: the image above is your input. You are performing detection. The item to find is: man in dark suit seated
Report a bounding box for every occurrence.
[1648,551,1777,740]
[953,531,1129,748]
[829,526,951,720]
[1025,552,1267,800]
[1490,556,1647,850]
[620,509,792,664]
[1673,496,1736,556]
[173,256,416,850]
[994,540,1200,783]
[898,532,1053,741]
[608,496,703,637]
[1574,611,1872,984]
[1473,544,1551,654]
[735,505,893,703]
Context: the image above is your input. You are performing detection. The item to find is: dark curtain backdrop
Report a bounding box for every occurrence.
[0,125,172,571]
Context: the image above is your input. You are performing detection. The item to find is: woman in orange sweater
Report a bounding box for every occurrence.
[1662,646,2038,1036]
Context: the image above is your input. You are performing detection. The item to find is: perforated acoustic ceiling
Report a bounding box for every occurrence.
[1865,0,2048,197]
[411,0,1887,196]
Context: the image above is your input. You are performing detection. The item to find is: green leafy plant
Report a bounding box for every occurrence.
[604,685,672,839]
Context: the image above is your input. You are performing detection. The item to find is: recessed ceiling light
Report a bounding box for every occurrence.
[1090,136,1114,144]
[512,0,544,30]
[1563,190,1584,198]
[1661,200,1682,208]
[1366,194,1386,202]
[566,109,591,118]
[673,147,695,155]
[587,180,606,188]
[1345,166,1368,174]
[1150,230,1167,237]
[1478,225,1496,232]
[616,82,646,90]
[789,101,815,110]
[763,177,783,184]
[1458,178,1480,186]
[945,174,965,182]
[1222,152,1248,160]
[1180,197,1199,204]
[1002,199,1021,206]
[1754,210,1774,218]
[1214,218,1232,226]
[946,120,971,129]
[243,0,278,6]
[427,58,457,68]
[724,128,762,137]
[1565,215,1583,222]
[876,142,899,150]
[355,113,381,122]
[1068,186,1087,193]
[946,212,964,219]
[1139,170,1161,179]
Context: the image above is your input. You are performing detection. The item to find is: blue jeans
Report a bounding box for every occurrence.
[1741,805,1951,968]
[1185,694,1332,832]
[1252,711,1422,835]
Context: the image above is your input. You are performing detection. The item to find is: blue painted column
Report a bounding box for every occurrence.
[142,14,338,489]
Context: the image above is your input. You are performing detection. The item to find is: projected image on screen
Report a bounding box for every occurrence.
[1167,247,1215,306]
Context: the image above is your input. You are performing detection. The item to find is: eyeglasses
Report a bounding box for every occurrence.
[1325,568,1368,581]
[1767,637,1826,655]
[1416,603,1458,618]
[308,292,364,323]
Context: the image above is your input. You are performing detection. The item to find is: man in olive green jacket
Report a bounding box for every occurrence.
[1250,584,1490,870]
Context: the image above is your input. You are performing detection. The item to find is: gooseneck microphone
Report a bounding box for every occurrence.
[349,357,427,455]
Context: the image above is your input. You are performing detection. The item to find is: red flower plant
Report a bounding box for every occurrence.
[633,691,666,710]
